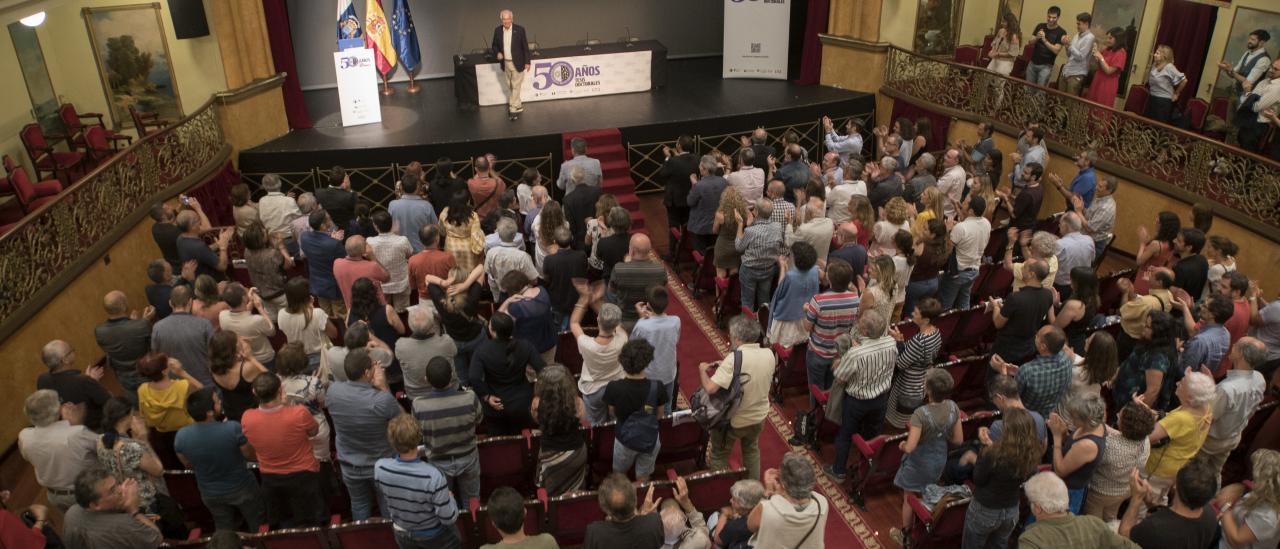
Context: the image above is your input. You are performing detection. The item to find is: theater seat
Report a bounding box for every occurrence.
[328,516,397,547]
[1123,85,1149,115]
[906,491,971,548]
[672,467,746,514]
[545,490,605,547]
[472,494,546,545]
[589,421,617,484]
[478,431,536,499]
[656,416,709,471]
[937,354,993,404]
[944,306,995,356]
[848,431,910,507]
[242,526,328,549]
[162,470,216,533]
[1097,268,1136,315]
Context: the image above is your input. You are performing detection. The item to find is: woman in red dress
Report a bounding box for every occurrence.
[1133,211,1180,295]
[1085,27,1128,108]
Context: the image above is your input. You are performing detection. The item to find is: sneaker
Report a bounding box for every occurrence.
[821,464,846,483]
[889,528,905,546]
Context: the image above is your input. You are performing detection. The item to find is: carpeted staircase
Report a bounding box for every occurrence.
[560,128,644,231]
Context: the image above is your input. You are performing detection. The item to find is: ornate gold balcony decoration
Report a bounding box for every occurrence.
[0,100,230,338]
[882,47,1280,237]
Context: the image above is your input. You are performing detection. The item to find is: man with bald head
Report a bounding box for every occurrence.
[991,258,1055,363]
[766,179,795,224]
[991,325,1072,418]
[151,285,215,386]
[829,223,867,278]
[37,340,110,432]
[333,234,390,310]
[94,291,155,404]
[584,472,664,546]
[736,198,785,314]
[1196,337,1267,479]
[775,143,809,201]
[176,209,233,281]
[609,233,668,330]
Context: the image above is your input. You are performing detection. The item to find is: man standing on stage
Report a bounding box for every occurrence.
[492,9,530,120]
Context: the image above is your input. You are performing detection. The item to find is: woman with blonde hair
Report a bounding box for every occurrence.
[914,186,946,233]
[713,186,750,287]
[862,255,897,327]
[1144,44,1186,124]
[531,365,588,496]
[872,197,912,256]
[843,195,876,248]
[967,175,1000,221]
[533,200,568,273]
[1217,448,1280,548]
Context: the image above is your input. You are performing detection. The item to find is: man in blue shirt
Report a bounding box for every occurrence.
[1048,150,1098,210]
[774,144,810,202]
[326,348,402,521]
[966,122,996,171]
[388,173,438,253]
[299,210,348,318]
[374,414,460,548]
[1177,294,1233,372]
[174,388,264,531]
[630,286,682,412]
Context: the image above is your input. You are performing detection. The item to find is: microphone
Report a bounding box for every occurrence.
[584,31,592,52]
[625,26,634,47]
[532,34,541,57]
[480,34,491,60]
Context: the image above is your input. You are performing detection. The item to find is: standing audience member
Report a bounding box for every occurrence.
[991,260,1055,362]
[558,138,603,196]
[388,173,439,253]
[440,197,486,272]
[701,316,775,481]
[631,286,682,411]
[484,217,539,302]
[1143,371,1216,507]
[276,343,334,497]
[37,340,110,434]
[1047,392,1107,514]
[468,156,506,219]
[174,388,264,531]
[749,452,829,549]
[564,169,603,250]
[327,348,402,521]
[1215,448,1280,549]
[991,326,1072,418]
[604,339,667,482]
[963,408,1043,549]
[96,398,187,539]
[409,225,458,298]
[574,302,627,425]
[687,154,727,254]
[767,241,822,349]
[333,236,390,310]
[531,365,588,497]
[375,413,461,549]
[472,312,545,436]
[399,308,458,397]
[300,210,349,318]
[151,285,215,387]
[218,283,277,369]
[412,356,482,506]
[95,290,154,405]
[1017,472,1137,547]
[1171,228,1210,301]
[826,311,898,482]
[1085,28,1129,107]
[277,278,336,370]
[1196,338,1267,478]
[889,369,962,545]
[659,136,698,259]
[176,210,233,281]
[885,298,945,429]
[241,222,292,319]
[938,196,991,310]
[736,199,785,315]
[1144,45,1187,124]
[317,166,357,230]
[1120,459,1219,547]
[609,233,668,330]
[1058,12,1095,95]
[368,210,414,312]
[1025,6,1066,86]
[136,352,202,433]
[1084,402,1155,522]
[208,330,269,423]
[63,467,163,549]
[241,373,324,528]
[1112,310,1180,411]
[19,389,98,512]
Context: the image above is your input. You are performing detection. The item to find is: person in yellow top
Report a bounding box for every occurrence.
[136,351,204,433]
[1139,368,1215,508]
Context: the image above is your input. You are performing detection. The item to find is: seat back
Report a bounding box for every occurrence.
[555,331,583,376]
[852,431,909,497]
[940,354,992,404]
[892,318,919,342]
[960,409,1000,441]
[20,123,49,151]
[1123,85,1149,115]
[1210,96,1229,119]
[908,492,971,548]
[589,421,617,484]
[546,490,605,546]
[129,104,146,131]
[931,307,965,352]
[328,518,396,548]
[8,166,40,209]
[656,416,709,470]
[2,154,17,174]
[945,305,994,355]
[1187,98,1209,131]
[58,103,84,134]
[475,498,545,545]
[244,527,329,549]
[477,432,534,499]
[162,470,216,533]
[682,468,747,514]
[954,45,980,65]
[85,126,110,153]
[1097,268,1136,315]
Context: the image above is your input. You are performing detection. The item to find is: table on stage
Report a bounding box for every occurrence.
[453,40,668,108]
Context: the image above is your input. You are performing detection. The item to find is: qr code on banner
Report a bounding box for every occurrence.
[751,42,761,53]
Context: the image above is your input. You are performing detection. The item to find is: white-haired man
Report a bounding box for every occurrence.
[19,390,98,512]
[491,9,530,119]
[258,174,301,243]
[1018,472,1138,547]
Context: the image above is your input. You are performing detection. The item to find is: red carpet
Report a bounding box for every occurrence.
[663,268,878,548]
[560,128,644,230]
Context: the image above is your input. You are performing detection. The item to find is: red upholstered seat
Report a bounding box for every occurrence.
[328,517,397,547]
[848,431,910,507]
[945,306,995,356]
[954,45,980,66]
[656,416,709,470]
[7,166,61,214]
[129,103,173,136]
[59,103,132,152]
[162,470,216,534]
[478,431,535,499]
[242,526,327,549]
[1187,98,1209,132]
[1123,85,1149,115]
[20,123,83,183]
[907,491,972,548]
[676,467,746,514]
[589,421,617,483]
[545,490,605,547]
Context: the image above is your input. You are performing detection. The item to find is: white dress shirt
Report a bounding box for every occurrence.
[503,27,513,62]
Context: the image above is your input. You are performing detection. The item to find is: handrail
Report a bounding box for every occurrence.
[880,46,1280,240]
[0,96,230,337]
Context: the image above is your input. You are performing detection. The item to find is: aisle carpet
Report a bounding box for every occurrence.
[663,268,880,549]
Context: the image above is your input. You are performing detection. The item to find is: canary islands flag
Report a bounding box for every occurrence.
[364,0,397,74]
[391,0,420,72]
[336,0,361,40]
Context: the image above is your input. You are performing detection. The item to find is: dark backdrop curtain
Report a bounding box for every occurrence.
[187,161,240,227]
[1155,0,1217,111]
[263,0,313,129]
[889,101,950,154]
[795,0,829,85]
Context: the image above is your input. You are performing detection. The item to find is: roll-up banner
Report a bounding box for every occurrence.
[722,0,790,79]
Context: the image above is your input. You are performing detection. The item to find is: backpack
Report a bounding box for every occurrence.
[616,380,663,453]
[691,351,745,431]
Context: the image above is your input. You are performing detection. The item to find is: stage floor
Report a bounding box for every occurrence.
[240,57,873,174]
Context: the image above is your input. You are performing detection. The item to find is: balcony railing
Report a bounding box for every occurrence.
[881,46,1280,238]
[0,98,230,338]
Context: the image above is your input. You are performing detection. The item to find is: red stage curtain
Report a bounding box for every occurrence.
[795,0,829,85]
[186,161,240,227]
[889,101,951,154]
[262,0,313,130]
[1154,0,1217,111]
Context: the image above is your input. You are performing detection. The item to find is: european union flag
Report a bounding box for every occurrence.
[390,0,420,72]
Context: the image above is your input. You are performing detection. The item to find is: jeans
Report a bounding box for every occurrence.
[832,391,889,475]
[709,422,765,481]
[962,498,1019,549]
[203,482,266,532]
[430,451,481,507]
[663,381,677,415]
[806,348,834,407]
[903,277,940,319]
[1025,62,1053,86]
[261,470,325,528]
[341,462,387,521]
[739,264,777,313]
[938,269,979,310]
[394,525,461,549]
[583,388,610,425]
[613,437,662,479]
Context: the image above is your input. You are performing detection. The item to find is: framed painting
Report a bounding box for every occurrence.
[8,22,61,135]
[914,0,967,56]
[1090,0,1147,93]
[82,3,182,129]
[1210,6,1280,114]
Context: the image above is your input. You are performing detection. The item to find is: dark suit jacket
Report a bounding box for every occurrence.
[659,152,699,209]
[315,186,356,230]
[492,24,531,71]
[686,176,727,235]
[564,184,602,250]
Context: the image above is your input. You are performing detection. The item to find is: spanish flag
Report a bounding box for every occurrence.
[364,0,397,75]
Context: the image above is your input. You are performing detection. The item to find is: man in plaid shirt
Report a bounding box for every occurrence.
[991,325,1072,418]
[735,198,785,314]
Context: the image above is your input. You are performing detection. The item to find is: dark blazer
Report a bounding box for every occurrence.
[564,184,602,250]
[686,175,727,236]
[315,186,356,230]
[491,24,531,71]
[659,152,699,209]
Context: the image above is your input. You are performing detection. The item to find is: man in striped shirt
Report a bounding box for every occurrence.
[825,310,898,482]
[802,258,860,403]
[375,413,461,548]
[412,356,484,506]
[735,198,785,314]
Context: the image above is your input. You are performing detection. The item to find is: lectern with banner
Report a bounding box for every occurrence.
[333,48,382,127]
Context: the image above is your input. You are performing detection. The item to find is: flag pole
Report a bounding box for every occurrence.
[407,69,420,93]
[381,72,393,96]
